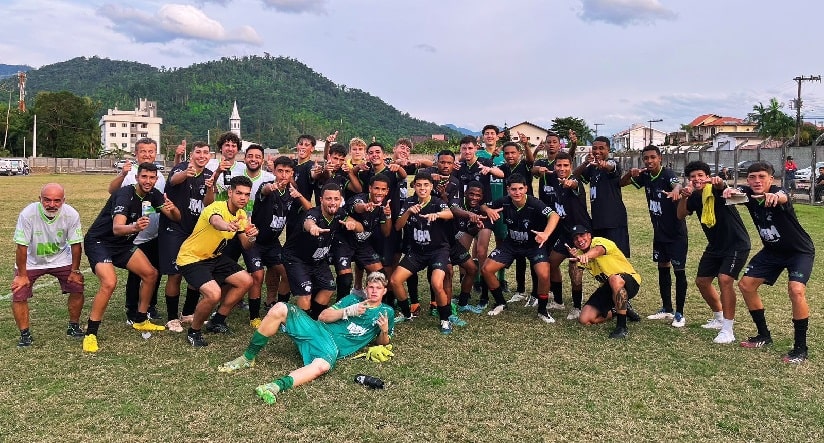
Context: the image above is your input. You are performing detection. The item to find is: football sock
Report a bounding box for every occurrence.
[515,257,526,293]
[86,320,101,336]
[244,330,270,361]
[748,309,771,337]
[336,273,353,301]
[165,295,180,321]
[793,317,809,350]
[182,287,200,316]
[657,267,673,312]
[674,269,687,313]
[550,281,563,304]
[248,298,261,321]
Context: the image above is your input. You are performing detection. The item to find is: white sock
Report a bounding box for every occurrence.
[713,311,723,321]
[722,318,734,331]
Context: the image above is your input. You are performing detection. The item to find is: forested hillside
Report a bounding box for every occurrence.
[1,55,459,149]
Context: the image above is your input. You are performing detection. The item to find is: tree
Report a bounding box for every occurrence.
[34,91,100,158]
[750,98,795,140]
[550,116,594,145]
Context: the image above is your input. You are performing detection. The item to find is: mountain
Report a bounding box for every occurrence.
[444,124,480,137]
[1,56,460,149]
[0,64,32,78]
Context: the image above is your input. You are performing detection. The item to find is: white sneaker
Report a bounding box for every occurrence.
[713,329,736,344]
[166,319,184,333]
[487,304,507,316]
[547,301,565,311]
[537,312,556,324]
[647,309,675,320]
[524,296,538,308]
[671,313,686,328]
[508,292,527,303]
[566,308,581,320]
[701,318,724,330]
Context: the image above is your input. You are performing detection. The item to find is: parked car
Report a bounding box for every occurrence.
[796,161,824,183]
[705,163,729,178]
[153,161,166,172]
[0,159,14,176]
[737,160,758,177]
[114,159,137,170]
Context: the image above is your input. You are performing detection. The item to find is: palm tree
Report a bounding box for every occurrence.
[751,98,795,139]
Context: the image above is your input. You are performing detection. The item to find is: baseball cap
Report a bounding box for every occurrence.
[570,225,590,235]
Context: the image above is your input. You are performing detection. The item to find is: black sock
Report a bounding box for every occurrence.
[408,273,419,305]
[125,271,140,315]
[86,320,101,336]
[182,287,200,316]
[551,281,563,304]
[336,273,353,301]
[793,318,809,350]
[211,313,227,325]
[458,291,471,306]
[537,293,549,314]
[20,328,30,336]
[515,257,526,293]
[438,304,452,322]
[166,295,180,321]
[674,269,687,313]
[616,313,627,329]
[134,311,148,323]
[491,286,505,306]
[277,292,291,303]
[748,309,771,337]
[249,298,261,320]
[658,267,673,312]
[309,300,326,319]
[572,289,583,309]
[397,299,411,318]
[187,327,200,335]
[383,290,396,308]
[479,280,489,304]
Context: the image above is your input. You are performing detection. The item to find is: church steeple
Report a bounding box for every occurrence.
[230,101,241,139]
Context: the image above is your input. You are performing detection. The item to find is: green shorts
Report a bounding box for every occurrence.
[280,304,339,368]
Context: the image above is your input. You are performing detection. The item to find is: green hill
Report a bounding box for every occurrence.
[3,55,459,150]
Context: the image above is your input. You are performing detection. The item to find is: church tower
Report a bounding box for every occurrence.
[230,101,241,139]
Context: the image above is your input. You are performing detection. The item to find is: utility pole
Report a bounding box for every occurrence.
[792,75,821,146]
[647,119,662,146]
[593,123,604,138]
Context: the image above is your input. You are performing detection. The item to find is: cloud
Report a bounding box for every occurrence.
[260,0,327,14]
[414,43,437,53]
[97,3,262,45]
[578,0,677,26]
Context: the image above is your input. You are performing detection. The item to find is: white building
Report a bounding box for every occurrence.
[612,123,667,151]
[99,98,162,154]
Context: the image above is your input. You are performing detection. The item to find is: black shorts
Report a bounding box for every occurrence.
[84,238,136,272]
[652,237,688,269]
[593,227,630,258]
[449,242,471,266]
[382,229,401,266]
[399,249,450,274]
[179,255,245,290]
[333,240,382,273]
[283,256,336,296]
[223,237,264,273]
[551,232,576,257]
[743,249,815,285]
[584,273,640,317]
[696,249,749,279]
[487,241,549,267]
[257,241,284,268]
[159,228,188,275]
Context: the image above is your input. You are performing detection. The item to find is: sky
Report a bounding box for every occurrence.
[3,0,824,137]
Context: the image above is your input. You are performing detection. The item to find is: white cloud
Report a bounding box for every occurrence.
[578,0,677,26]
[97,3,263,45]
[260,0,327,14]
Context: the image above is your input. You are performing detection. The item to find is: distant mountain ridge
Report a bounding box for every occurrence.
[444,124,480,137]
[0,56,461,149]
[0,64,32,79]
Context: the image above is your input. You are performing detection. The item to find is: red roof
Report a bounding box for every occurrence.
[706,117,746,126]
[688,114,719,127]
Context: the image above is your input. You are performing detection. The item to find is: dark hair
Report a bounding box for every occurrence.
[217,132,241,149]
[642,145,661,156]
[684,160,710,176]
[482,124,500,134]
[328,143,348,158]
[593,136,610,147]
[367,142,385,152]
[192,141,210,151]
[545,131,560,140]
[229,175,253,190]
[437,149,455,160]
[413,171,434,185]
[245,144,265,156]
[273,156,294,169]
[747,161,774,175]
[369,174,390,187]
[502,141,521,151]
[465,180,484,192]
[297,134,317,146]
[506,173,528,187]
[554,151,572,162]
[137,162,158,174]
[321,182,342,194]
[459,135,477,146]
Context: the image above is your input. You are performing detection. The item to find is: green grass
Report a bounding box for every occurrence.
[1,174,823,441]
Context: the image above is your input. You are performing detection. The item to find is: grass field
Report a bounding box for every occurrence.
[1,174,823,442]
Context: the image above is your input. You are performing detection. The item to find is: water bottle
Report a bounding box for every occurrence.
[141,200,152,217]
[354,374,384,389]
[223,167,232,186]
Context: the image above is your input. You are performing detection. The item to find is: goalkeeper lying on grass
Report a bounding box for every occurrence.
[218,272,394,404]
